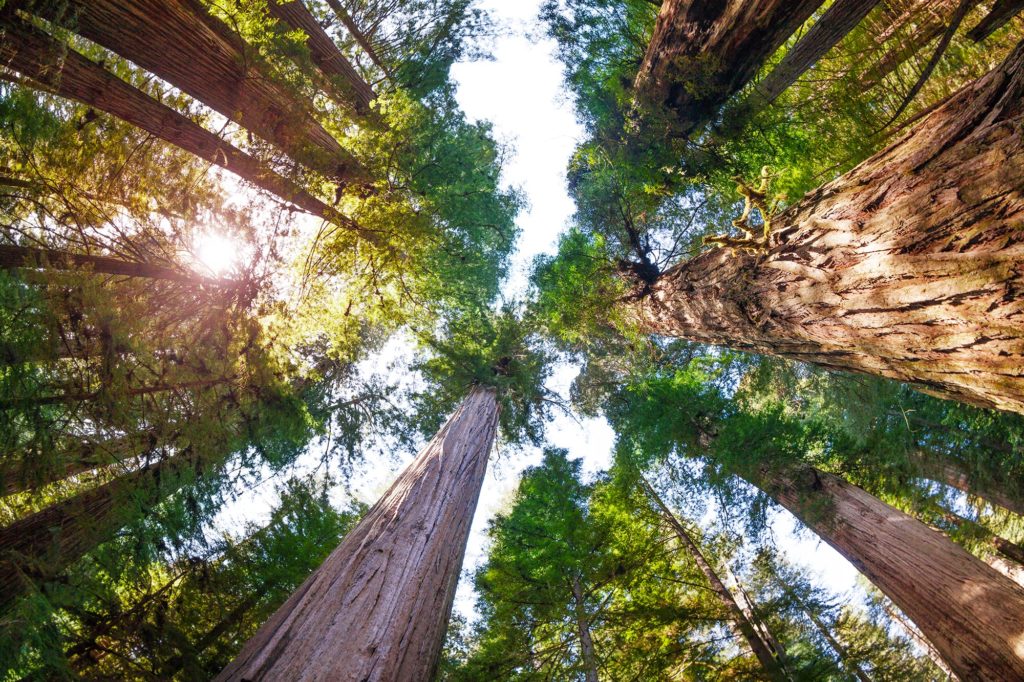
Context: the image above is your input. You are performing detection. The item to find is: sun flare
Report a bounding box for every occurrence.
[193,233,239,276]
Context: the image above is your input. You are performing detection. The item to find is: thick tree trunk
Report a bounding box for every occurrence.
[743,0,881,113]
[570,576,600,682]
[0,15,352,224]
[630,40,1024,414]
[633,0,825,136]
[19,0,361,181]
[0,451,198,608]
[751,464,1024,679]
[216,386,499,682]
[967,0,1024,42]
[265,1,375,114]
[640,478,786,679]
[910,449,1024,517]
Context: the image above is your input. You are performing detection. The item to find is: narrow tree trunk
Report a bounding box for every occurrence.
[882,603,959,680]
[967,0,1024,41]
[629,40,1024,414]
[265,1,375,113]
[0,376,231,411]
[324,0,393,78]
[640,477,786,679]
[743,0,882,113]
[0,15,353,224]
[0,434,144,496]
[570,576,600,682]
[937,506,1024,565]
[633,0,825,136]
[0,243,227,284]
[0,450,199,609]
[19,0,361,181]
[910,449,1024,517]
[216,386,499,682]
[749,464,1024,679]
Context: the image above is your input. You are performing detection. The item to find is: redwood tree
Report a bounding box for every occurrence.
[628,40,1024,414]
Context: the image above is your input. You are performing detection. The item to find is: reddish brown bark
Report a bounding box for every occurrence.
[744,0,882,113]
[265,0,375,113]
[752,465,1024,679]
[0,15,352,224]
[216,387,500,682]
[641,477,786,679]
[19,0,362,180]
[633,0,825,136]
[630,40,1024,414]
[968,0,1024,42]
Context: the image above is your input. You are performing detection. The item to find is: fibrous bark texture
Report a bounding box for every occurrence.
[265,0,375,113]
[216,387,500,682]
[0,15,349,223]
[755,465,1024,679]
[18,0,361,180]
[968,0,1024,42]
[745,0,881,112]
[634,0,825,136]
[631,40,1024,414]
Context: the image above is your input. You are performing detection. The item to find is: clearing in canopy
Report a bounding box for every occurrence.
[0,0,1021,680]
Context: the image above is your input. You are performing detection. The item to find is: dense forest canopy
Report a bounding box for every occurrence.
[0,0,1023,679]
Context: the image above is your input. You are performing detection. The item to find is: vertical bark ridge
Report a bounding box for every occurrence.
[753,465,1024,679]
[632,40,1024,414]
[216,387,500,682]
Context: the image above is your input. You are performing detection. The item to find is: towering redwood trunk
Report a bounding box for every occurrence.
[967,0,1024,42]
[633,0,825,136]
[570,576,600,682]
[265,1,375,113]
[0,16,350,224]
[324,0,393,78]
[0,244,229,285]
[743,0,881,113]
[19,0,361,180]
[640,478,786,679]
[750,464,1024,679]
[910,449,1024,517]
[216,387,499,682]
[0,451,199,608]
[630,40,1024,414]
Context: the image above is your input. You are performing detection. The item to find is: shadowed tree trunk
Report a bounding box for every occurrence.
[633,0,825,136]
[570,576,600,682]
[749,464,1024,679]
[0,450,201,609]
[216,386,499,682]
[18,0,362,181]
[0,377,232,411]
[934,504,1024,565]
[743,0,881,114]
[0,15,352,225]
[909,449,1024,517]
[0,434,144,496]
[629,40,1024,414]
[968,0,1024,41]
[0,244,227,284]
[640,477,786,679]
[265,0,376,113]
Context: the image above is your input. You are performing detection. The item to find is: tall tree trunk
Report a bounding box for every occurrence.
[570,576,600,682]
[882,603,959,680]
[936,505,1024,565]
[967,0,1024,42]
[324,0,393,79]
[0,244,225,284]
[749,464,1024,679]
[216,386,499,682]
[0,434,144,496]
[0,15,353,225]
[629,40,1024,414]
[743,0,882,114]
[0,450,200,609]
[18,0,361,181]
[0,376,232,411]
[633,0,825,136]
[640,477,786,679]
[910,449,1024,517]
[265,1,375,114]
